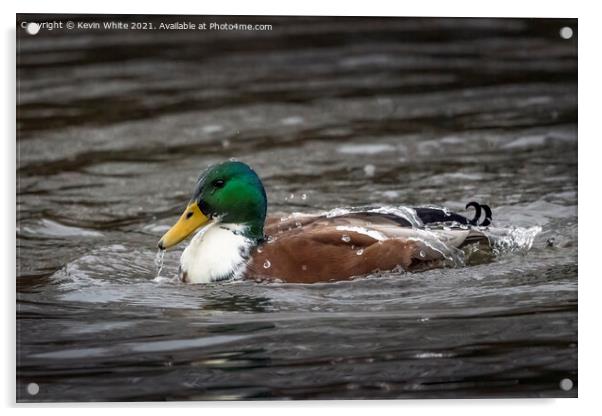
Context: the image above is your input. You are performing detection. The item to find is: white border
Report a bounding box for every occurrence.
[3,0,599,414]
[6,0,581,17]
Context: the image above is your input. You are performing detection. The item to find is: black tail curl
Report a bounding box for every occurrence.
[465,201,492,226]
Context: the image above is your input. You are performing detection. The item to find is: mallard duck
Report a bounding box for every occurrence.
[158,161,493,284]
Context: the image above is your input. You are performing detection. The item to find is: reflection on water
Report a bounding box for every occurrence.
[17,16,577,401]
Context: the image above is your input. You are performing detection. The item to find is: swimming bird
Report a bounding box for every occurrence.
[157,161,493,284]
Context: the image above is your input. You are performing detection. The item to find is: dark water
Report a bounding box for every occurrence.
[16,16,577,401]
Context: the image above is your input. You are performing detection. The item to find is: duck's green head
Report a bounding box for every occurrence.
[158,161,267,250]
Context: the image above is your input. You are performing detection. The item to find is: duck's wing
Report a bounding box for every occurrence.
[248,213,490,283]
[267,201,493,231]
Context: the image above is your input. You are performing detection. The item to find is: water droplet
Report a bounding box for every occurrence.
[301,193,307,200]
[257,247,263,253]
[221,139,230,148]
[419,250,426,258]
[263,260,271,269]
[364,164,376,177]
[356,249,364,256]
[301,265,307,271]
[289,193,295,200]
[295,222,302,228]
[341,235,351,243]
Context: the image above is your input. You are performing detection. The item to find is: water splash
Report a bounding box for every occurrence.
[323,205,424,227]
[326,207,352,218]
[154,249,165,278]
[487,226,542,256]
[367,206,424,227]
[409,233,466,267]
[336,225,386,241]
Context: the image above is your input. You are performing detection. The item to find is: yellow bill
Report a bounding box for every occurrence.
[158,202,209,250]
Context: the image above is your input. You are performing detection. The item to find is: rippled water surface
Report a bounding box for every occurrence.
[16,16,577,401]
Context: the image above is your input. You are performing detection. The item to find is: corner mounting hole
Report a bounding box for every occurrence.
[559,378,573,391]
[27,382,39,395]
[559,26,573,40]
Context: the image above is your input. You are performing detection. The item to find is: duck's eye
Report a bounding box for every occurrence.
[213,179,225,188]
